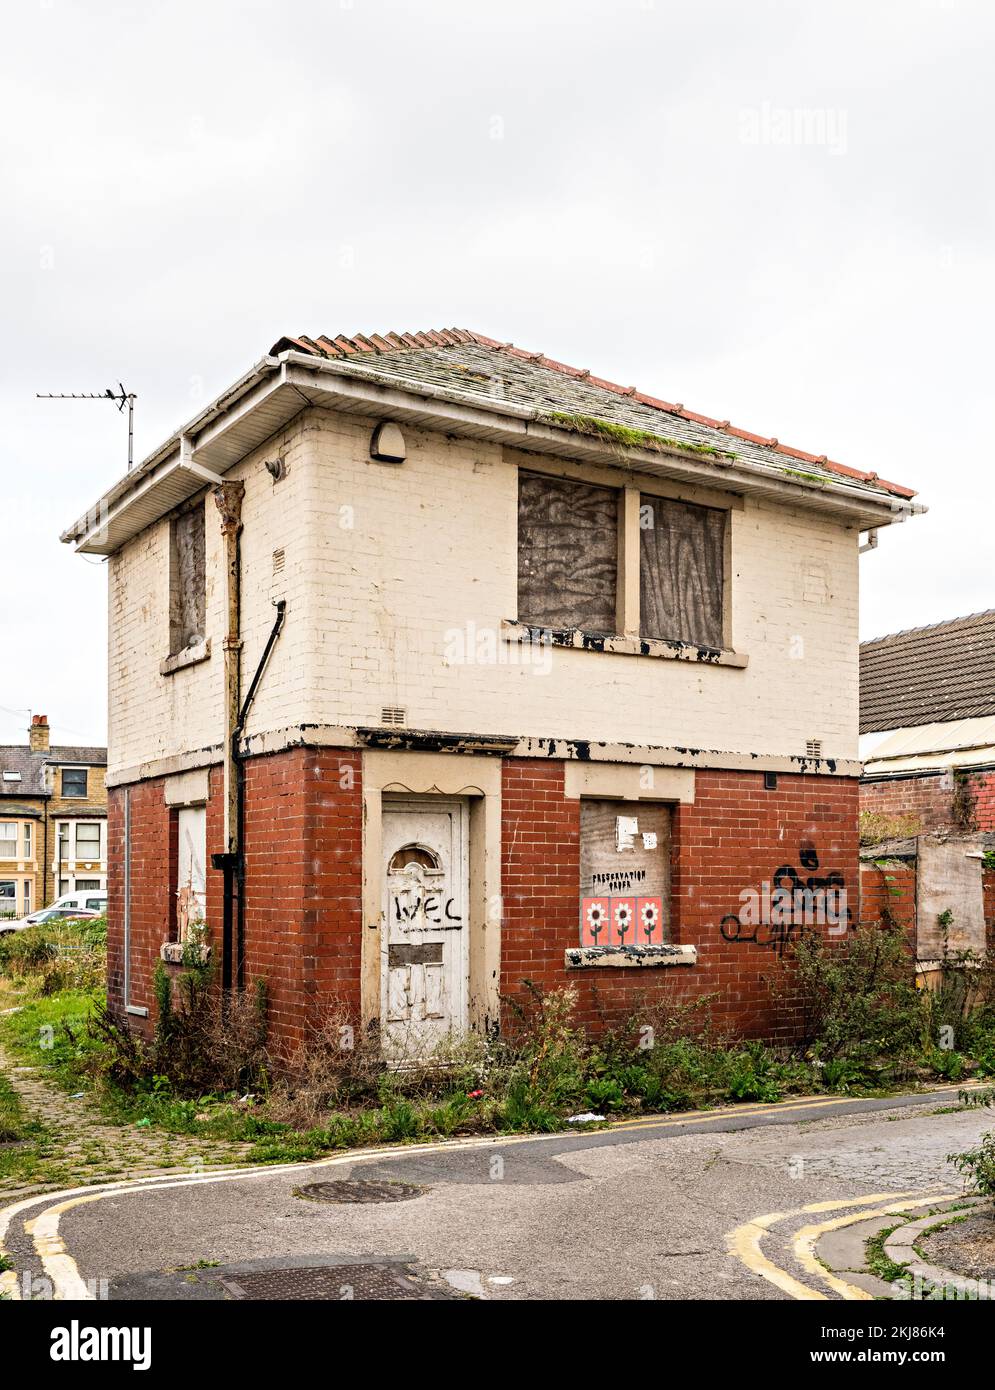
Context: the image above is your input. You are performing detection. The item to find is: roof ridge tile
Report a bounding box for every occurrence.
[276,327,917,499]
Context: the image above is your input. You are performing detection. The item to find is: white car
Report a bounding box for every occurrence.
[47,890,107,916]
[0,892,106,934]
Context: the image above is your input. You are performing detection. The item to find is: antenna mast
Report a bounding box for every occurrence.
[36,384,137,470]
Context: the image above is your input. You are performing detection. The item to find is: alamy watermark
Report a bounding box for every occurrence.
[443,621,553,675]
[739,102,848,156]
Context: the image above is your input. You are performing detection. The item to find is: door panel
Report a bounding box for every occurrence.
[381,799,468,1059]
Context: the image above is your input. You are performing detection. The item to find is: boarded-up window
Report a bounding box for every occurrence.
[518,471,618,631]
[639,494,725,648]
[169,505,206,654]
[579,800,671,947]
[174,803,207,942]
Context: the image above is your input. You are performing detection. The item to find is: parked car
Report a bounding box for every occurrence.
[48,891,107,916]
[0,905,100,934]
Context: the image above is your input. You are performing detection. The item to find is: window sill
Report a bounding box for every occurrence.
[502,620,747,668]
[160,639,211,677]
[565,944,698,969]
[160,941,211,965]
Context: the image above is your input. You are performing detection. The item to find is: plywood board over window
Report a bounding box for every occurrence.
[579,800,672,948]
[169,505,206,655]
[640,494,725,648]
[518,471,618,632]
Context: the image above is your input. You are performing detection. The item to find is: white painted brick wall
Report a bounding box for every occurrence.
[106,406,860,777]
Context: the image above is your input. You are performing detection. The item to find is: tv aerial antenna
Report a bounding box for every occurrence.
[36,383,137,471]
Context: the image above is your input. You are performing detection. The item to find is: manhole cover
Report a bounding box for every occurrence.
[293,1179,428,1204]
[221,1264,447,1300]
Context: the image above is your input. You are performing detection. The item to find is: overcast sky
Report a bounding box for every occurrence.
[3,0,992,747]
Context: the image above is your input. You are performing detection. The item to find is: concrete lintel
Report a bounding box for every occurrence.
[563,762,694,804]
[164,768,211,808]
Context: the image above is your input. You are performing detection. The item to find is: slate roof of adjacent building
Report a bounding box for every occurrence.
[0,744,107,798]
[271,329,917,500]
[860,609,995,734]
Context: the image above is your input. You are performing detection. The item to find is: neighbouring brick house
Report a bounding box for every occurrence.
[860,611,995,835]
[0,716,108,916]
[61,328,920,1051]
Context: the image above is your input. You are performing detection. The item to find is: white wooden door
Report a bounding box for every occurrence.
[381,799,469,1059]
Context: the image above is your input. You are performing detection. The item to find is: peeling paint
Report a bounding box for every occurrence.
[565,943,697,969]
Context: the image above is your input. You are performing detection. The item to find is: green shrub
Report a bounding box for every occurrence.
[948,1133,995,1199]
[726,1043,784,1102]
[0,916,106,994]
[773,921,926,1072]
[585,1076,625,1112]
[928,1048,966,1081]
[83,940,268,1098]
[820,1057,874,1094]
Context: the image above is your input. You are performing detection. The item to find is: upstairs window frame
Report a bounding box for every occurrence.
[515,467,733,655]
[61,767,88,799]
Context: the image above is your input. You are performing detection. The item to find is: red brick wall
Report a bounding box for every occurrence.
[110,755,866,1049]
[105,755,983,1052]
[107,750,362,1052]
[242,747,363,1050]
[859,860,916,950]
[976,777,995,832]
[500,762,860,1041]
[861,770,995,834]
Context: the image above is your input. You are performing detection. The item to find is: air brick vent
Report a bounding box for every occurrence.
[381,706,406,726]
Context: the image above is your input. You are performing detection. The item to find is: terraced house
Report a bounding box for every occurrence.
[0,715,108,917]
[61,328,921,1050]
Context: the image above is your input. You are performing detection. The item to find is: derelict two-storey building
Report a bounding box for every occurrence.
[61,328,920,1051]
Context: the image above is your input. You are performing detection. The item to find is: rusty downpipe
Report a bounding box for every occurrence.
[211,480,245,993]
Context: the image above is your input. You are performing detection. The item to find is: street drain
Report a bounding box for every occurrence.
[221,1264,448,1300]
[293,1179,428,1204]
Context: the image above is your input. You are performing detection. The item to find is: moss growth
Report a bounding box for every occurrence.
[952,772,979,833]
[859,809,923,846]
[542,411,736,462]
[780,467,830,486]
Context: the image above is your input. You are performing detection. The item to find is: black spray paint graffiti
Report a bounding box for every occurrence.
[719,845,853,956]
[591,869,647,895]
[391,889,464,931]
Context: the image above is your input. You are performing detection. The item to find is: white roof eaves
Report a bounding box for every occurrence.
[60,348,918,556]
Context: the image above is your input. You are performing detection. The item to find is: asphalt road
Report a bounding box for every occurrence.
[2,1085,991,1302]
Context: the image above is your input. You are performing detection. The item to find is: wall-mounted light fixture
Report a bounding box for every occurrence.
[370,421,406,463]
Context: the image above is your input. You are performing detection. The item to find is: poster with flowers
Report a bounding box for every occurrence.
[578,801,670,948]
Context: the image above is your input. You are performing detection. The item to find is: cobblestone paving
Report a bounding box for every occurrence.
[0,1044,252,1195]
[718,1102,994,1191]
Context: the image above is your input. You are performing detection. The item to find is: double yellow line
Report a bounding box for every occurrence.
[2,1084,978,1300]
[608,1091,867,1134]
[727,1193,956,1301]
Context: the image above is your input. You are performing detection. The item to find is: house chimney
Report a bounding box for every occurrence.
[29,714,50,753]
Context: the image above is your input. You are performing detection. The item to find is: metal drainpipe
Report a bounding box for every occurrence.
[232,599,287,990]
[42,807,48,908]
[211,480,245,993]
